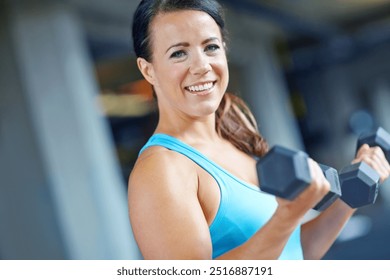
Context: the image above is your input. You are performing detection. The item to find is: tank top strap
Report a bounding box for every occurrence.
[138,133,303,259]
[139,134,223,180]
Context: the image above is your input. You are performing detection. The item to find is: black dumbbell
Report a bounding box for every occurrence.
[339,127,390,208]
[256,145,342,212]
[339,162,380,208]
[356,127,390,162]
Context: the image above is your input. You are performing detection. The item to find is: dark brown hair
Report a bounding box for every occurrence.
[216,93,268,157]
[132,0,268,157]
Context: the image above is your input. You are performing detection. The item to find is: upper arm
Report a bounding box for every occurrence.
[128,148,212,259]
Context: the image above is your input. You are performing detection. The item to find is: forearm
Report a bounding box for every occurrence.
[300,140,390,260]
[301,199,356,259]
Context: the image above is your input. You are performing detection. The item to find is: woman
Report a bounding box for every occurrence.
[128,0,390,259]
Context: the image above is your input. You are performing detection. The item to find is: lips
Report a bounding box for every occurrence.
[185,81,215,95]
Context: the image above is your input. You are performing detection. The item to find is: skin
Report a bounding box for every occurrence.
[128,10,390,260]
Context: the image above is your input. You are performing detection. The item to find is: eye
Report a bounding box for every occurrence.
[205,44,220,53]
[170,50,186,59]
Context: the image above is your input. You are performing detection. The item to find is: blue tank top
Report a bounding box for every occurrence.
[139,134,303,259]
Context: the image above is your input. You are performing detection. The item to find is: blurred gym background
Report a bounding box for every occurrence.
[1,0,390,259]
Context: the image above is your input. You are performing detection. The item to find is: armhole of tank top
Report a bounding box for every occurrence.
[139,134,228,231]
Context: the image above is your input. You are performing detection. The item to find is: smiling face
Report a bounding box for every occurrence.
[137,10,229,120]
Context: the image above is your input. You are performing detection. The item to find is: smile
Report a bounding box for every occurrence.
[185,82,215,94]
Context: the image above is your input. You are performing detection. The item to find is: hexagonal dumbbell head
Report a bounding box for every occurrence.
[357,127,390,162]
[339,162,380,208]
[313,164,342,212]
[256,145,311,200]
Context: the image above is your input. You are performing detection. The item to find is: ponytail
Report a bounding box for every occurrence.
[215,93,268,157]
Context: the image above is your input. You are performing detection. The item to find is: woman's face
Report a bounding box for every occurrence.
[139,10,229,119]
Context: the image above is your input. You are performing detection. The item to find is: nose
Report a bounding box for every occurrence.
[189,52,212,75]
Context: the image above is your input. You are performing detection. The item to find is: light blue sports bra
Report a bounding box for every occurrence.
[139,134,303,259]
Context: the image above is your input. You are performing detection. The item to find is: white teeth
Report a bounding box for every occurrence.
[187,82,213,92]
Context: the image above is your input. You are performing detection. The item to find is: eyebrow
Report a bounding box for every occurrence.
[165,37,220,54]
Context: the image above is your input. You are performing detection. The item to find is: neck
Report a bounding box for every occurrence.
[155,113,220,145]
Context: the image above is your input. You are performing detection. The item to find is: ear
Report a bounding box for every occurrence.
[137,57,155,85]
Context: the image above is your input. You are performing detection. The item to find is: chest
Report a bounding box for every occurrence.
[195,150,280,259]
[195,143,260,225]
[205,142,259,186]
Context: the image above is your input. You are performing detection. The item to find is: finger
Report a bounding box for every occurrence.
[384,158,390,174]
[360,156,389,183]
[374,154,390,182]
[371,148,390,174]
[354,145,385,165]
[372,147,390,172]
[353,144,390,184]
[352,144,369,164]
[356,144,371,159]
[307,159,330,195]
[307,158,321,185]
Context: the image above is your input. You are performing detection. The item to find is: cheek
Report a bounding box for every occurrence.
[222,62,229,80]
[216,60,229,86]
[157,64,188,88]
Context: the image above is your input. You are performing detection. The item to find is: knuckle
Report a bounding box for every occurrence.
[374,147,383,156]
[362,156,373,165]
[361,144,370,151]
[324,180,331,191]
[311,177,321,187]
[320,181,330,195]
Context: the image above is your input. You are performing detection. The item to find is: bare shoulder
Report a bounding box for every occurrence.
[128,145,198,195]
[128,146,211,259]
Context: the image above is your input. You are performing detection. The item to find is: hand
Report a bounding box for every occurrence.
[353,144,390,183]
[276,158,330,219]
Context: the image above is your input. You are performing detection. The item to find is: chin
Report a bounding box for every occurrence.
[193,102,221,117]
